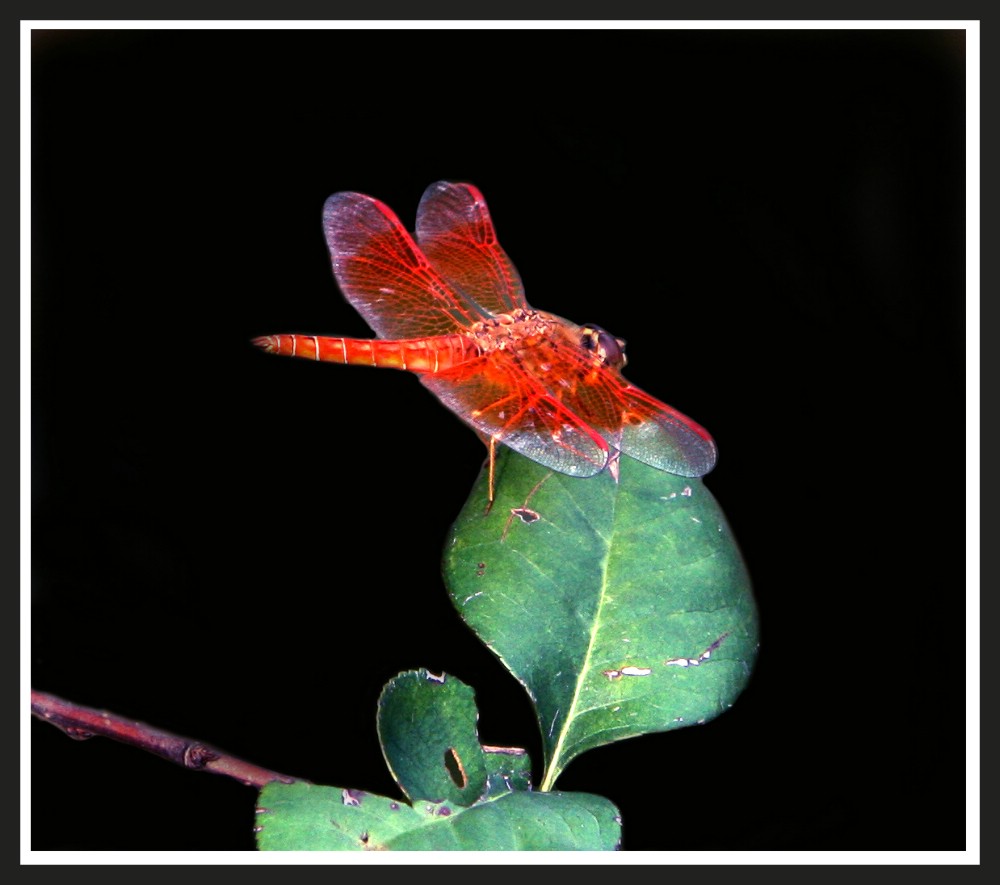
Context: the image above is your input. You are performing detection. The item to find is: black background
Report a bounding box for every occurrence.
[30,28,968,853]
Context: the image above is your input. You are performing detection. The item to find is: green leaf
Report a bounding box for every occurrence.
[376,668,488,806]
[256,781,620,851]
[443,448,759,789]
[255,782,418,851]
[482,745,533,796]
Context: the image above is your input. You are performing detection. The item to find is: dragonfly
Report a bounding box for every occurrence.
[253,181,717,498]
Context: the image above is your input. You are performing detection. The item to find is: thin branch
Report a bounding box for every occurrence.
[31,688,305,789]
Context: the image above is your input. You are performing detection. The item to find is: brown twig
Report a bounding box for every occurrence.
[31,688,304,789]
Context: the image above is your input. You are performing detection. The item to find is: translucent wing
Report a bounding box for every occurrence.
[576,371,717,477]
[323,191,488,339]
[422,358,612,477]
[416,181,528,316]
[423,325,716,478]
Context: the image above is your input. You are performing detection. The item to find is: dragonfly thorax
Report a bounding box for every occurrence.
[467,310,628,375]
[468,308,556,353]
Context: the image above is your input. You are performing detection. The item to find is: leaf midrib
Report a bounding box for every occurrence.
[538,477,619,790]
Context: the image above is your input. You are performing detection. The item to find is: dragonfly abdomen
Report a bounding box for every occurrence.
[252,333,480,373]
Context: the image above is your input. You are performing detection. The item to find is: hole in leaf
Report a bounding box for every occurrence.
[444,747,467,789]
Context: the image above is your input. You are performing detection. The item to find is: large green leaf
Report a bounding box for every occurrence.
[256,781,620,851]
[443,448,758,788]
[376,668,488,806]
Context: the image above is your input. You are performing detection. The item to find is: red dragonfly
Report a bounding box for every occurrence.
[253,182,716,494]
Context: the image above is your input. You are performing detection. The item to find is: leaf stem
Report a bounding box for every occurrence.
[31,688,303,789]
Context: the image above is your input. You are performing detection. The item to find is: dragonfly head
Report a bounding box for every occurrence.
[580,325,628,370]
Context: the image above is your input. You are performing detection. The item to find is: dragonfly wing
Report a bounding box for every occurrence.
[583,371,718,477]
[494,330,717,479]
[422,359,611,477]
[415,181,528,316]
[426,329,714,479]
[323,192,486,339]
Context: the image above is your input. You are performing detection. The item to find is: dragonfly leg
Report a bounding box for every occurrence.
[607,450,622,483]
[485,435,499,513]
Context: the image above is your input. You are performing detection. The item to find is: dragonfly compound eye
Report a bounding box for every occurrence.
[580,325,627,370]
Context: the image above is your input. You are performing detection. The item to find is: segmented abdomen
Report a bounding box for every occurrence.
[251,333,480,374]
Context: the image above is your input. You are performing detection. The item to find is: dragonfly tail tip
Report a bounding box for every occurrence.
[251,336,278,354]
